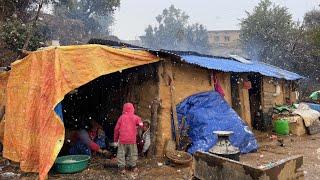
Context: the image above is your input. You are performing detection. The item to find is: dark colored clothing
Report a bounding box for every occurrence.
[95,132,106,149]
[137,129,150,155]
[69,141,91,155]
[69,130,101,155]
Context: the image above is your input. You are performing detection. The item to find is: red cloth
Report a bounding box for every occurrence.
[89,141,100,152]
[215,81,225,97]
[212,73,225,97]
[114,103,143,144]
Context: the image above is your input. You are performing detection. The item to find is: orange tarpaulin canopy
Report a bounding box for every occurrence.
[2,44,159,179]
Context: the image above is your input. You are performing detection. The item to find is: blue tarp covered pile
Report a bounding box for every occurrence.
[306,102,320,112]
[177,91,258,154]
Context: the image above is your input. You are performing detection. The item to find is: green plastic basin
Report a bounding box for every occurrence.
[274,119,289,135]
[54,155,90,174]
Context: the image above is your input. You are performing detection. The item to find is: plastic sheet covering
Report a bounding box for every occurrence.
[293,103,320,127]
[306,103,320,112]
[54,103,63,122]
[181,55,304,80]
[177,91,258,154]
[2,44,159,180]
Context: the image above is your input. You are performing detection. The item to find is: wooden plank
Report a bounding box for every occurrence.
[148,99,160,157]
[170,82,180,146]
[237,75,252,127]
[242,89,252,127]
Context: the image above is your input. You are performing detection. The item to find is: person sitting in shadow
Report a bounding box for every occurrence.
[137,119,151,157]
[68,120,110,157]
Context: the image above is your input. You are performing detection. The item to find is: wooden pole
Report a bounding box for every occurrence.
[169,79,180,146]
[148,99,160,157]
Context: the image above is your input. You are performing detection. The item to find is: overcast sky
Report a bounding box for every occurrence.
[112,0,319,40]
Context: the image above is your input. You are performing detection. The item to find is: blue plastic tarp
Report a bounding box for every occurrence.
[54,102,64,122]
[180,55,304,80]
[306,103,320,112]
[177,91,258,154]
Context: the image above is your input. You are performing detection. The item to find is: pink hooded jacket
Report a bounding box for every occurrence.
[114,103,143,144]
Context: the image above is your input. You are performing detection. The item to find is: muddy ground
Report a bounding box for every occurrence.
[1,131,320,179]
[0,154,193,180]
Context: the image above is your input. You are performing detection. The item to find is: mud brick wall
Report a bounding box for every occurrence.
[261,77,293,113]
[133,75,159,121]
[238,74,252,127]
[261,77,296,129]
[156,60,231,156]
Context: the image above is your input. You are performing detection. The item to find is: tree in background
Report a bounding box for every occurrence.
[304,10,320,29]
[53,0,120,41]
[284,9,320,87]
[0,0,121,66]
[240,0,320,96]
[141,5,211,54]
[0,0,51,66]
[0,18,50,52]
[0,0,34,22]
[304,10,320,58]
[300,9,320,94]
[240,0,298,68]
[0,0,50,51]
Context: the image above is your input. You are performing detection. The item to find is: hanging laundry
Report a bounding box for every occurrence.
[211,72,225,97]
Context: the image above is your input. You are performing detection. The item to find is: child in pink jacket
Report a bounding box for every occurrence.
[114,103,143,173]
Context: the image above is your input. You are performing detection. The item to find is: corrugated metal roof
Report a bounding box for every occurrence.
[180,55,304,80]
[88,39,304,81]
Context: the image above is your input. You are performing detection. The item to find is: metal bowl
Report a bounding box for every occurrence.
[213,131,234,136]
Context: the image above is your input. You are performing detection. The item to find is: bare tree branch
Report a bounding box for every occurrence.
[22,0,44,51]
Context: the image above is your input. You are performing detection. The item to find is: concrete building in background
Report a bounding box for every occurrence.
[208,30,245,57]
[123,39,143,47]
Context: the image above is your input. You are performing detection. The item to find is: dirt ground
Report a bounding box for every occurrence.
[1,131,320,180]
[0,156,193,180]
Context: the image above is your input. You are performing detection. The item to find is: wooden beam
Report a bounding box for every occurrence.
[148,99,160,157]
[238,75,252,127]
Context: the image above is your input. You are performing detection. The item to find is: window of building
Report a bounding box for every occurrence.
[214,36,220,42]
[224,36,230,42]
